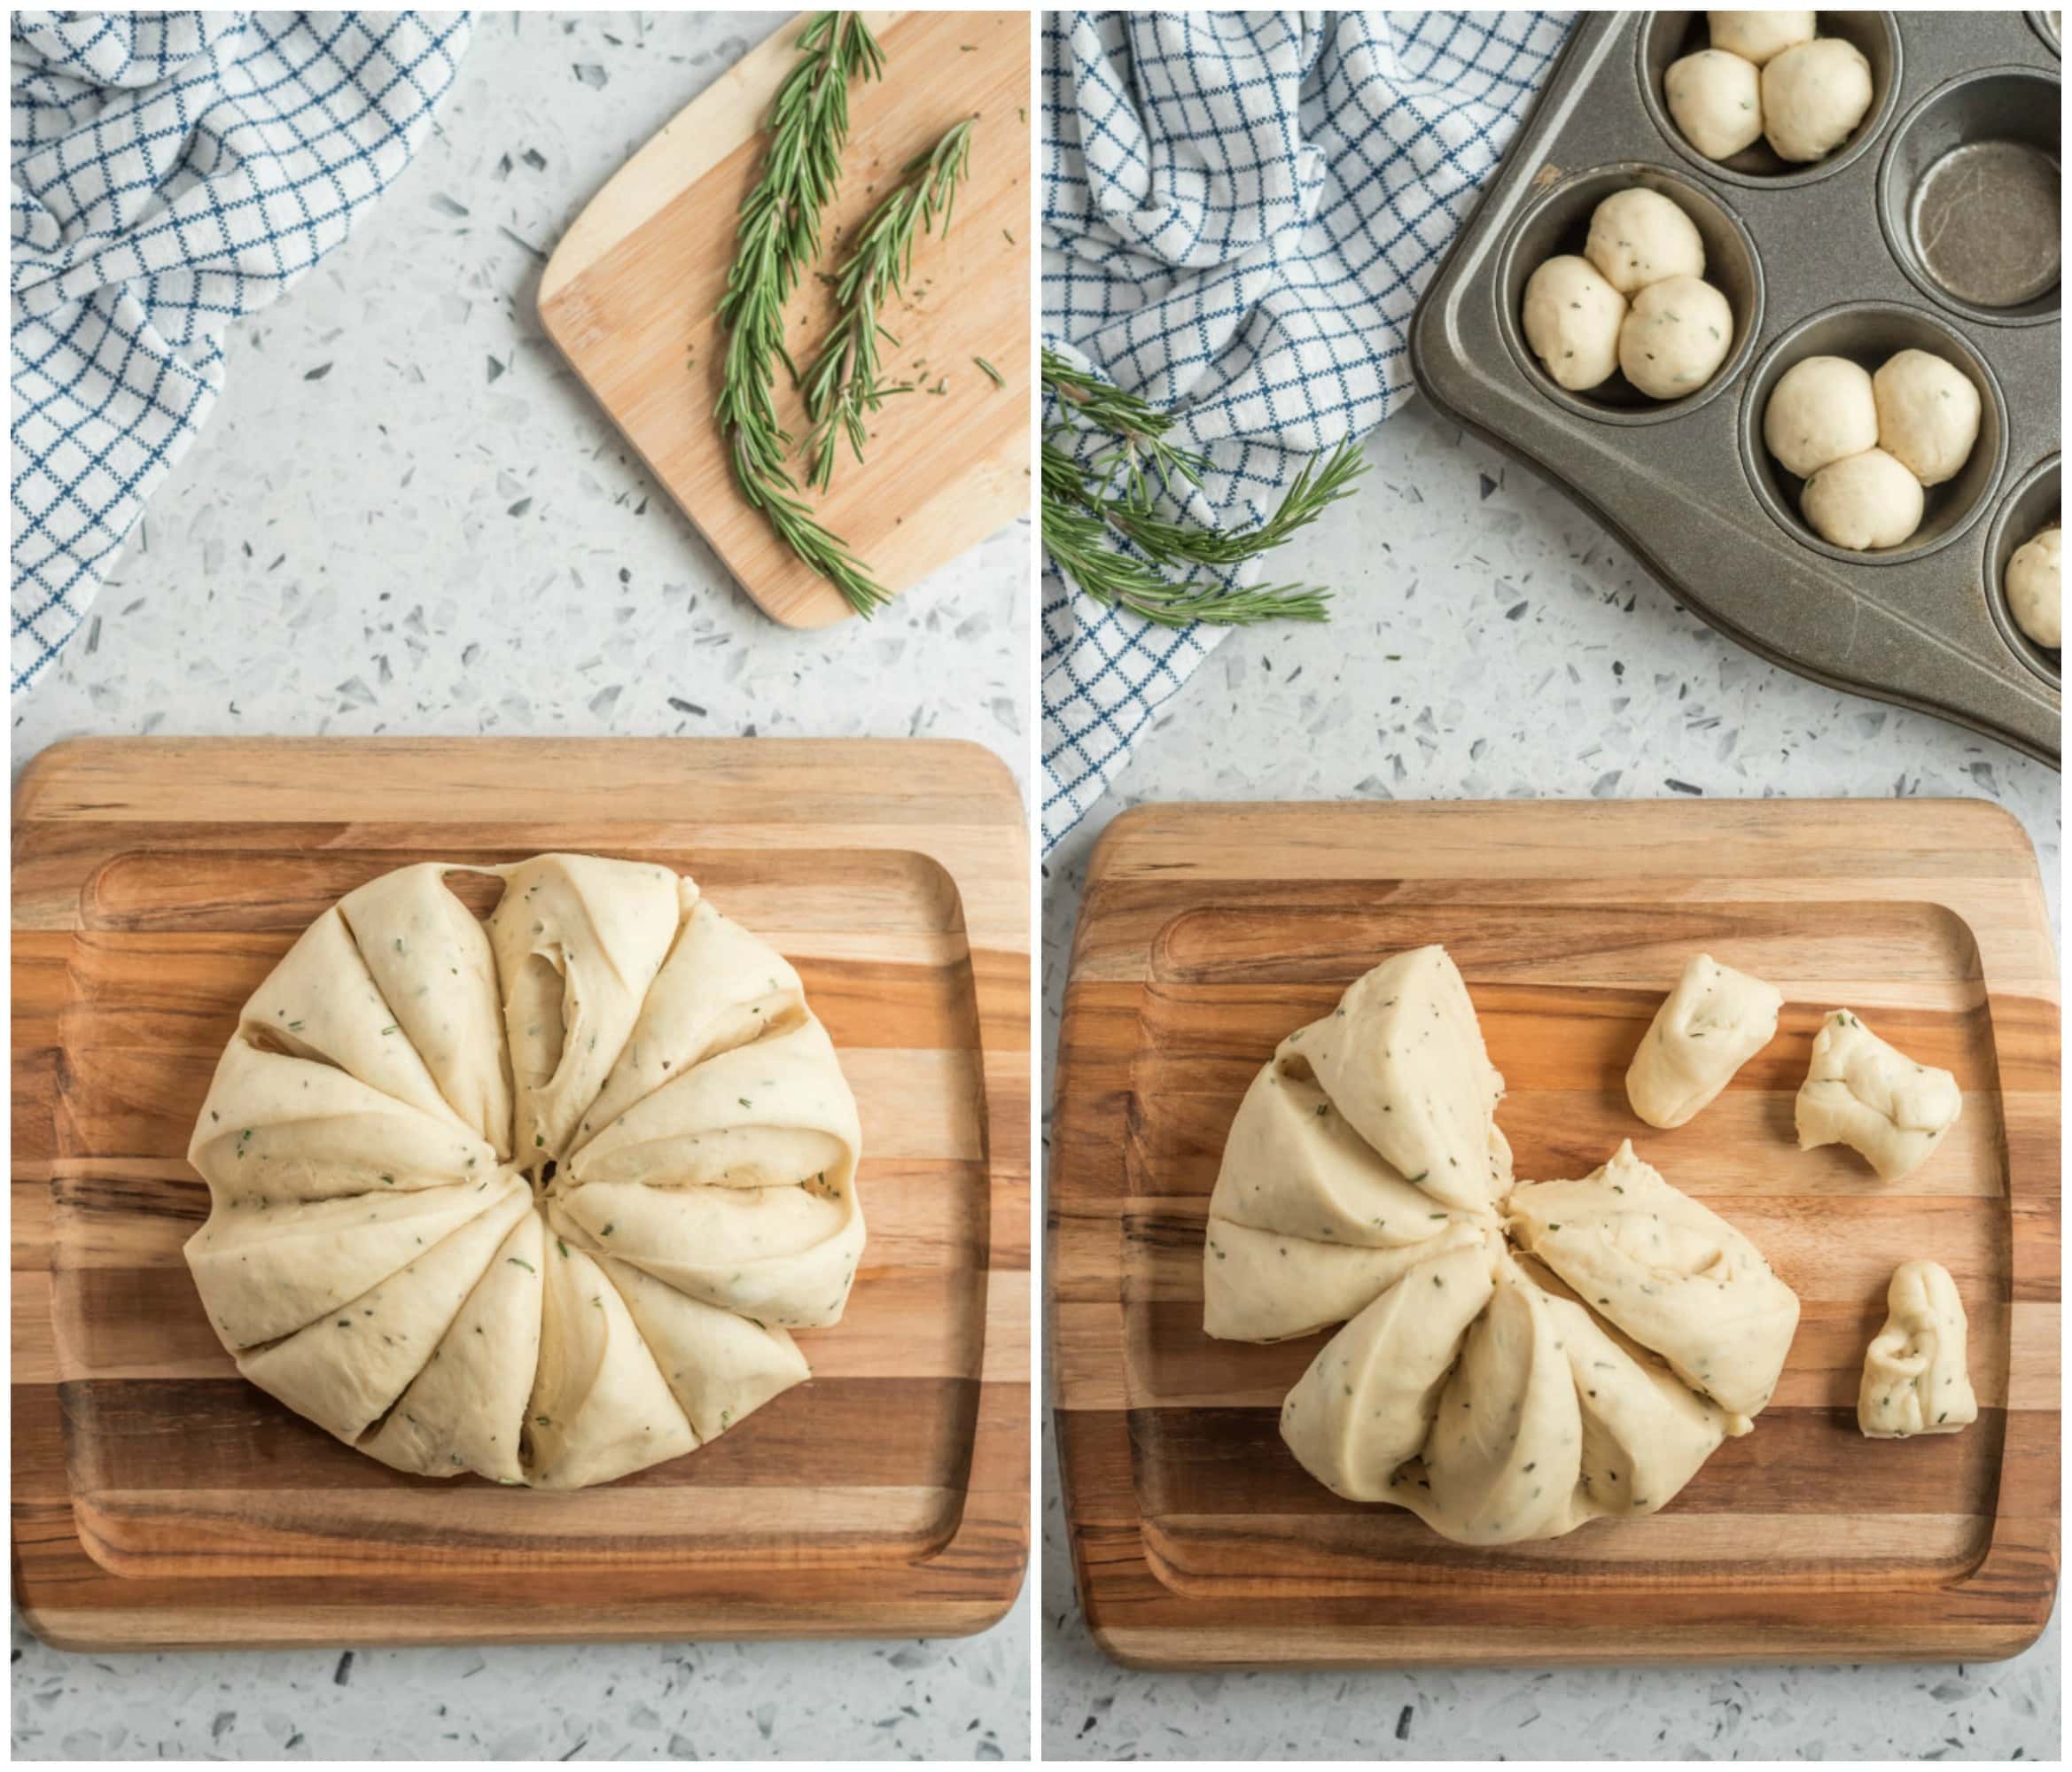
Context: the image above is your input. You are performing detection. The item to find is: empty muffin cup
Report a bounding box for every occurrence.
[1499,163,1764,424]
[1877,66,2062,326]
[1984,454,2062,685]
[1639,10,1904,184]
[1741,302,2009,563]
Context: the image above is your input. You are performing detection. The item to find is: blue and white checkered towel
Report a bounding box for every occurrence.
[1040,10,1571,851]
[10,10,470,693]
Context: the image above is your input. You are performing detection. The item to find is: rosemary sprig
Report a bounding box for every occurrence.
[715,12,892,616]
[798,119,974,492]
[1040,350,1366,626]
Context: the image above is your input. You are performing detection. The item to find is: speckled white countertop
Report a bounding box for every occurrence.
[10,12,1026,1763]
[1040,395,2060,1761]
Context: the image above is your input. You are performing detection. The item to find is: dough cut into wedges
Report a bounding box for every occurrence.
[187,1172,516,1350]
[580,895,806,1140]
[190,1040,497,1201]
[1280,1241,1496,1500]
[362,1208,546,1482]
[526,1233,696,1489]
[489,853,681,1160]
[1210,1060,1484,1248]
[599,1254,810,1440]
[1395,1255,1585,1544]
[1203,1216,1488,1342]
[238,1174,533,1442]
[1625,952,1782,1129]
[567,1014,858,1188]
[1544,1289,1728,1519]
[554,1179,864,1330]
[1795,1008,1961,1182]
[339,862,513,1156]
[238,906,470,1133]
[1508,1140,1799,1430]
[1280,945,1506,1212]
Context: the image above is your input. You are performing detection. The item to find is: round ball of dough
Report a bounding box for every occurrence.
[1666,49,1764,160]
[1763,355,1878,479]
[1873,349,1982,486]
[1618,276,1734,399]
[1522,254,1627,391]
[2006,525,2061,649]
[1761,38,1874,162]
[1708,10,1817,66]
[1585,188,1706,296]
[1801,448,1924,550]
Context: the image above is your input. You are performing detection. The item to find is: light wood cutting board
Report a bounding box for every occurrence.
[539,10,1031,627]
[13,737,1029,1650]
[1051,799,2060,1667]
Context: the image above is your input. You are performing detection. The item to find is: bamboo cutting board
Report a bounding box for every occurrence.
[539,10,1031,628]
[13,737,1029,1650]
[1051,799,2060,1668]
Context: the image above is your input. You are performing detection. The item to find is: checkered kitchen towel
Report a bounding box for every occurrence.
[11,11,470,693]
[1040,10,1571,851]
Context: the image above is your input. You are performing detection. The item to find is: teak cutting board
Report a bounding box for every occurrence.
[1051,799,2060,1668]
[13,737,1029,1650]
[539,10,1031,627]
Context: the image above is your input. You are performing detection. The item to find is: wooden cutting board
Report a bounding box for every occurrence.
[539,10,1031,628]
[13,737,1029,1650]
[1051,799,2059,1667]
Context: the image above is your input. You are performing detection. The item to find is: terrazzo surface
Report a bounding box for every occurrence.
[11,12,1027,1763]
[1040,395,2061,1761]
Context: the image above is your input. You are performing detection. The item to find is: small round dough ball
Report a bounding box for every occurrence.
[1666,49,1764,160]
[1873,349,1982,486]
[2006,525,2061,649]
[1618,276,1733,399]
[1523,255,1627,391]
[1763,354,1878,478]
[1801,448,1925,550]
[1585,187,1706,295]
[1761,38,1874,162]
[1708,11,1817,66]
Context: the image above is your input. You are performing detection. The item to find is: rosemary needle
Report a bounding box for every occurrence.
[798,119,974,492]
[715,11,892,616]
[974,356,1005,388]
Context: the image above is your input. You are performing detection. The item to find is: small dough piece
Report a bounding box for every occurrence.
[1507,1141,1800,1431]
[1585,187,1706,295]
[1281,945,1507,1214]
[1795,1008,1961,1182]
[1618,276,1733,399]
[1801,448,1924,550]
[1626,953,1783,1129]
[1761,38,1874,163]
[1858,1259,1978,1438]
[1665,48,1764,160]
[1873,350,1981,487]
[2006,525,2062,649]
[1707,10,1816,66]
[1522,254,1626,392]
[1764,354,1879,480]
[1279,1241,1496,1501]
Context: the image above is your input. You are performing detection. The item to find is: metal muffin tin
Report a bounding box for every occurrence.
[1410,11,2061,766]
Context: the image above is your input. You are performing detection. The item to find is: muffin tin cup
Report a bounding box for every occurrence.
[1638,10,1905,188]
[1739,301,2011,565]
[1876,66,2063,327]
[1984,453,2062,687]
[1407,10,2061,767]
[1496,162,1765,424]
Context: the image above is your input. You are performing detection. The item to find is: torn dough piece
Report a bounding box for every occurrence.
[1625,952,1782,1129]
[1858,1258,1978,1438]
[1795,1008,1961,1182]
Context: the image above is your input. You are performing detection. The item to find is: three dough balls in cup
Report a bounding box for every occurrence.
[1523,188,1734,400]
[1666,13,1875,167]
[1763,348,1982,550]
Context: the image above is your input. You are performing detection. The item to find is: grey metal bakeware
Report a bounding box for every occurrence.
[1410,11,2060,766]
